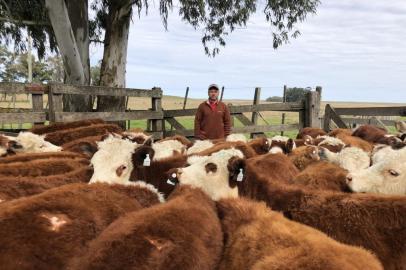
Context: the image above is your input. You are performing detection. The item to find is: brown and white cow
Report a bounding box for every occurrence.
[347,147,406,195]
[168,151,406,270]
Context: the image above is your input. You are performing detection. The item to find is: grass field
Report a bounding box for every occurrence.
[1,94,405,138]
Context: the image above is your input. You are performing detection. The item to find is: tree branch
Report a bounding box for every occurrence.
[0,16,50,26]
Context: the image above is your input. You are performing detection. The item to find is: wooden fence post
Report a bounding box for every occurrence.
[305,90,321,128]
[48,83,63,123]
[281,85,287,135]
[251,87,262,138]
[25,84,45,126]
[150,87,163,139]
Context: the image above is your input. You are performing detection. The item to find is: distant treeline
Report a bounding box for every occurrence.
[266,88,310,102]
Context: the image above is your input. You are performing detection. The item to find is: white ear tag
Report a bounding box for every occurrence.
[236,168,244,182]
[166,179,176,186]
[143,154,151,166]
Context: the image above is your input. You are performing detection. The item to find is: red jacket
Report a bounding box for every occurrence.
[194,100,231,140]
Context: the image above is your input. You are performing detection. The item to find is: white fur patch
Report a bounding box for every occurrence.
[269,146,284,154]
[0,147,6,156]
[131,181,165,203]
[12,132,61,153]
[321,147,370,172]
[152,140,186,161]
[318,136,345,147]
[270,135,290,142]
[89,135,139,185]
[123,131,150,142]
[226,134,248,143]
[178,149,244,201]
[41,213,69,232]
[348,148,406,195]
[187,140,214,155]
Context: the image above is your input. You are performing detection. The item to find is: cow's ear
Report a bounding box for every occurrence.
[78,142,98,158]
[132,145,155,166]
[8,140,23,150]
[143,137,153,146]
[286,139,295,154]
[101,133,110,141]
[227,156,246,188]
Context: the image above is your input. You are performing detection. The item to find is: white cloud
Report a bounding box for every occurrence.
[90,0,406,102]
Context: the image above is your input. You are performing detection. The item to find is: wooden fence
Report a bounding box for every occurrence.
[0,82,322,139]
[323,104,406,131]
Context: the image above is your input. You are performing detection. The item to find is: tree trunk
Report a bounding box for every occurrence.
[97,1,132,128]
[45,0,90,112]
[63,0,92,112]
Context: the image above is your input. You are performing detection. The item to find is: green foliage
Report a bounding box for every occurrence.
[0,44,61,83]
[1,0,320,58]
[285,87,310,102]
[0,0,56,58]
[90,60,101,86]
[266,96,283,102]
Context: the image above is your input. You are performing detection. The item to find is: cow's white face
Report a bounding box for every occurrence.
[347,149,406,195]
[152,140,186,161]
[176,149,244,200]
[14,132,61,153]
[371,145,396,164]
[90,136,139,185]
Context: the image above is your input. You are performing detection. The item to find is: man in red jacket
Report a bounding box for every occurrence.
[194,84,231,140]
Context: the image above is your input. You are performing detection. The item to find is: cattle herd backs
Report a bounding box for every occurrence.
[1,119,406,270]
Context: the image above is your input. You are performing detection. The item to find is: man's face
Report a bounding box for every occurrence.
[208,88,219,101]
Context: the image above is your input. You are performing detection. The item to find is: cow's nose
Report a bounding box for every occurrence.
[346,175,353,182]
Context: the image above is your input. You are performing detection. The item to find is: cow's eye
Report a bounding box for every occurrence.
[389,170,399,176]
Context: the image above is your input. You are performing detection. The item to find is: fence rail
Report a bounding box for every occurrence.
[0,82,323,139]
[323,103,405,131]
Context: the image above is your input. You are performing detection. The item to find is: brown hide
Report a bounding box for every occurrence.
[237,167,406,270]
[29,119,105,135]
[131,145,188,197]
[217,197,382,270]
[68,185,222,270]
[0,183,160,270]
[292,161,350,192]
[297,127,327,139]
[44,124,122,146]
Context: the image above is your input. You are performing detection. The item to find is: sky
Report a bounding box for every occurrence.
[90,0,406,102]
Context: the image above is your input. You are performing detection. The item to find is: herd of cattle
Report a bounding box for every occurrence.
[0,119,406,270]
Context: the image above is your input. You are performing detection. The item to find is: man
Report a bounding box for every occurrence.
[194,84,231,140]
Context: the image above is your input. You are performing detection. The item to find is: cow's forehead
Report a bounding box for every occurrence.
[188,148,243,167]
[93,137,138,162]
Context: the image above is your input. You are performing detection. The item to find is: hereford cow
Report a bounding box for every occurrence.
[3,132,61,153]
[68,185,222,270]
[352,125,401,145]
[297,127,327,139]
[217,197,382,270]
[318,146,370,172]
[347,147,406,195]
[0,182,162,269]
[168,152,406,270]
[89,135,188,197]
